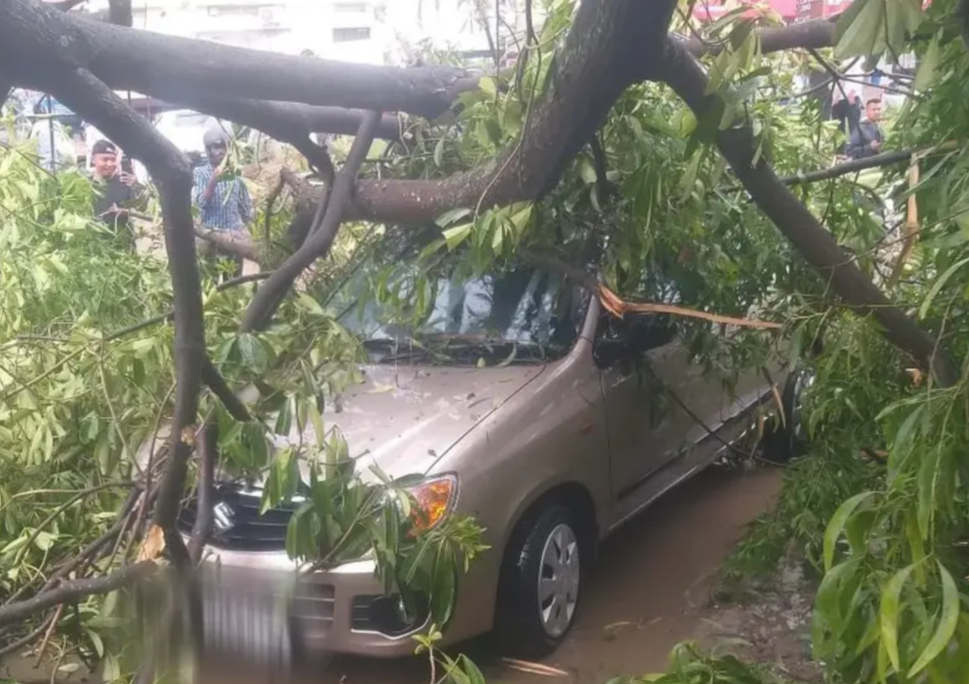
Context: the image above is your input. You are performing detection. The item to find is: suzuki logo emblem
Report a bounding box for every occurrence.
[212,502,235,533]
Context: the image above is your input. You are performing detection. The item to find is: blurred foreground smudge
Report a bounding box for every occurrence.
[138,565,332,684]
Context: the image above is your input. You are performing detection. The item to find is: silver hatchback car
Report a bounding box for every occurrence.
[171,257,801,664]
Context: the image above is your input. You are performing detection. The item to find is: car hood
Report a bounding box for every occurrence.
[271,363,545,482]
[138,363,545,486]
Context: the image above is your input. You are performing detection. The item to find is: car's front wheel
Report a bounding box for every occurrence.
[762,366,814,463]
[495,505,584,658]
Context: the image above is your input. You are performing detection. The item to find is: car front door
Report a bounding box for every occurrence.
[594,307,725,529]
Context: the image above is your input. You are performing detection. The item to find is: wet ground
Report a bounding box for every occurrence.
[2,465,786,684]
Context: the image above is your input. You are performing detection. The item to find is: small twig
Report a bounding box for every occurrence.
[33,603,64,665]
[0,613,55,659]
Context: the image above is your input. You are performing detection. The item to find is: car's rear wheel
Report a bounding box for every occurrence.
[495,504,585,658]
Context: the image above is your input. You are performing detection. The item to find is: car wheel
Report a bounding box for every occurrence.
[496,505,584,658]
[762,367,814,464]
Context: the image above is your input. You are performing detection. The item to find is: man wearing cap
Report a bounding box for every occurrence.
[192,128,253,273]
[90,139,144,247]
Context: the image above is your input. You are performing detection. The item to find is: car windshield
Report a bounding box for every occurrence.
[328,261,590,366]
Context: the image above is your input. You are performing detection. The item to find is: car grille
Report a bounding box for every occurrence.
[177,484,298,552]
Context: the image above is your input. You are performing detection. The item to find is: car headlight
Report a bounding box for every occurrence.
[402,474,458,533]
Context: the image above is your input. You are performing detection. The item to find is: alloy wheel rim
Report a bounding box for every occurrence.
[537,523,580,638]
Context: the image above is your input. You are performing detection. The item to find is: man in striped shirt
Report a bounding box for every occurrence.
[192,128,253,272]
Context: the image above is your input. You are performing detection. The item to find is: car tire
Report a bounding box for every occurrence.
[495,504,585,659]
[762,367,813,464]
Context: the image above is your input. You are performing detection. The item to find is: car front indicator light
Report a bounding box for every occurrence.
[406,475,457,534]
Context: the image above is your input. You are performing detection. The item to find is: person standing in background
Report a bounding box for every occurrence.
[192,128,252,274]
[89,139,144,248]
[847,98,884,160]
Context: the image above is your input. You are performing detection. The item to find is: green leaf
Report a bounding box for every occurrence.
[244,421,269,470]
[459,655,486,684]
[442,222,473,250]
[507,203,533,237]
[430,548,457,627]
[479,76,497,98]
[295,293,325,316]
[85,628,105,658]
[80,412,100,445]
[307,398,325,444]
[919,257,969,320]
[814,559,860,654]
[824,491,876,571]
[834,0,882,59]
[913,31,942,92]
[102,653,121,683]
[579,158,597,185]
[908,561,960,676]
[237,333,269,373]
[274,394,293,436]
[880,563,918,673]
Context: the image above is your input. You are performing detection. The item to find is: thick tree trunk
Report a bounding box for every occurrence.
[0,0,475,118]
[659,40,956,385]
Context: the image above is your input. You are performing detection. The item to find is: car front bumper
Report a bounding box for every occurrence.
[195,545,429,659]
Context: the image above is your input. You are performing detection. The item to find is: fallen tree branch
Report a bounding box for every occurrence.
[775,148,920,185]
[658,38,957,386]
[242,111,383,332]
[678,15,837,58]
[526,252,781,329]
[39,66,206,568]
[201,357,250,422]
[1,0,478,119]
[0,562,157,626]
[194,226,264,263]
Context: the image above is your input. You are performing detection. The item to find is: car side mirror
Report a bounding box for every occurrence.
[593,314,677,368]
[626,313,677,351]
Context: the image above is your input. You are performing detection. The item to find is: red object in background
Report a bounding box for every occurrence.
[691,0,799,23]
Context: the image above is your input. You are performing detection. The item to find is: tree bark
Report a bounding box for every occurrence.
[0,562,157,626]
[659,39,956,385]
[0,0,476,119]
[679,16,837,58]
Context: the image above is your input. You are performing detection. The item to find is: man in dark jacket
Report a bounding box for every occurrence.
[847,98,884,160]
[90,139,144,247]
